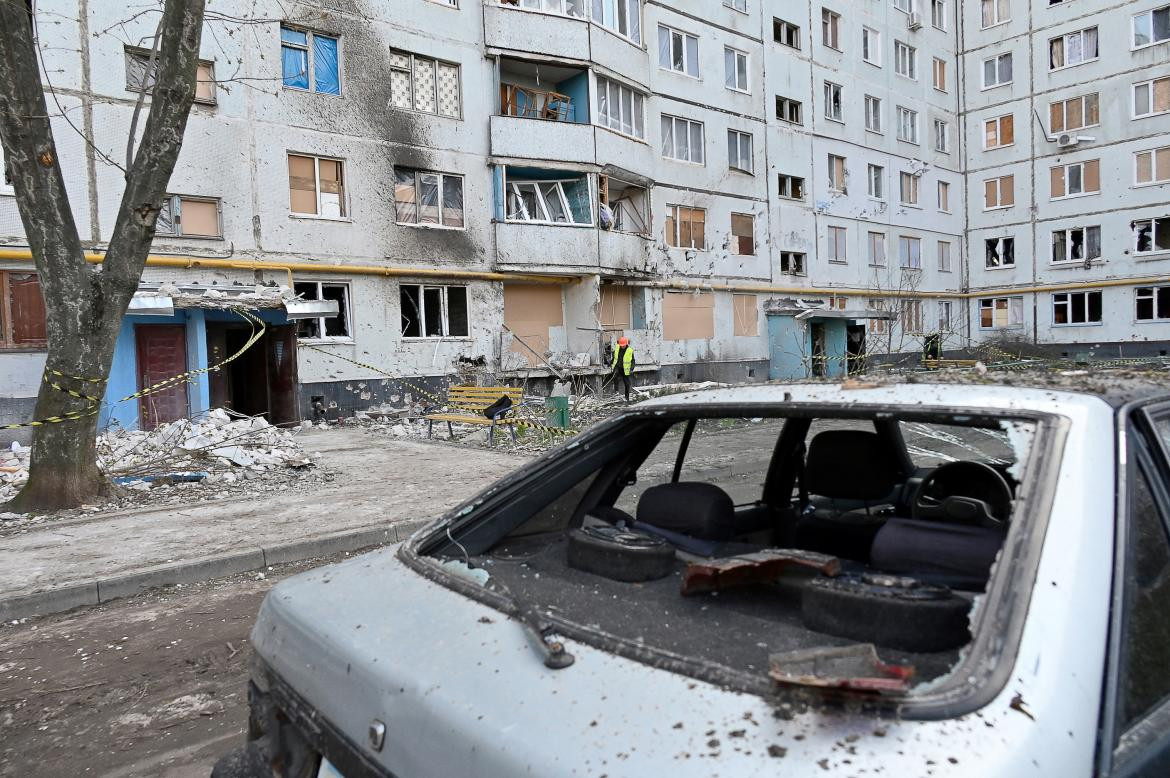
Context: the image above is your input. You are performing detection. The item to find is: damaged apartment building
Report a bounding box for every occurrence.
[0,0,1168,432]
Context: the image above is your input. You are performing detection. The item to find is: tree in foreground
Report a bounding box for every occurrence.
[0,0,206,512]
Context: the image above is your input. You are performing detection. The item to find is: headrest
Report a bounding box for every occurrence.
[636,481,734,541]
[804,430,901,500]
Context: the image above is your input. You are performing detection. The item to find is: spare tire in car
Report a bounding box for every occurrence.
[801,573,971,652]
[567,526,675,582]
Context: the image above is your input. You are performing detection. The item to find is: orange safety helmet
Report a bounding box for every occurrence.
[617,337,629,346]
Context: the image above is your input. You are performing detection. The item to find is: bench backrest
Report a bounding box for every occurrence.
[448,385,525,410]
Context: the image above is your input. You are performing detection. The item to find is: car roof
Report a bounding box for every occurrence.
[638,370,1170,412]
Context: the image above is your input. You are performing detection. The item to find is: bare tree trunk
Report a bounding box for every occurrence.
[0,0,205,512]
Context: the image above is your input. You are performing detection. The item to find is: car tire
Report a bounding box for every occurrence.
[567,526,676,582]
[801,573,971,652]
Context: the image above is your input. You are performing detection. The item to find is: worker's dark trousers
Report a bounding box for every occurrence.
[614,371,631,401]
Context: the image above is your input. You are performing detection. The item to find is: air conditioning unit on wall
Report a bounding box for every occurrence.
[1056,133,1080,148]
[907,12,923,30]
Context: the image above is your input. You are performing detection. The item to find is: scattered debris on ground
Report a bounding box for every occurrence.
[0,409,323,530]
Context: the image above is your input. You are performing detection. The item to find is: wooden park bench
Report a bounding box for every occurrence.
[921,358,980,369]
[423,385,525,447]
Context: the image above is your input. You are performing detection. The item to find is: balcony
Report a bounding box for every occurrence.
[491,58,595,164]
[484,2,589,60]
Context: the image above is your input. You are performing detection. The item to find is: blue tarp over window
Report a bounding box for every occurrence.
[280,27,308,89]
[313,35,340,95]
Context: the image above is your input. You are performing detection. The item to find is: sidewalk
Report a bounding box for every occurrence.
[0,429,528,620]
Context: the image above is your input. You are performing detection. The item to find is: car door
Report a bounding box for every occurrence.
[1098,403,1170,777]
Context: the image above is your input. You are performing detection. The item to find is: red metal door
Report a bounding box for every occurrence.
[136,324,189,429]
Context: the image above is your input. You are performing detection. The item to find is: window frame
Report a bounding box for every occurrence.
[867,231,887,267]
[1051,225,1102,264]
[932,57,947,92]
[899,235,922,269]
[665,204,707,250]
[984,174,1015,210]
[778,174,806,200]
[596,76,646,140]
[1051,290,1103,326]
[864,94,882,133]
[978,296,1024,329]
[983,113,1015,150]
[1132,4,1170,49]
[1134,147,1170,187]
[125,45,219,105]
[388,48,462,119]
[724,46,750,93]
[828,153,847,193]
[899,171,919,206]
[985,236,1016,269]
[821,8,841,51]
[862,26,882,66]
[287,153,348,220]
[824,81,844,122]
[1049,27,1099,70]
[393,168,466,230]
[1051,159,1101,199]
[780,250,807,275]
[279,26,342,97]
[933,118,950,153]
[156,194,223,239]
[776,95,804,126]
[1133,216,1170,256]
[931,0,947,31]
[726,129,754,174]
[1050,93,1100,133]
[981,52,1013,89]
[1132,76,1170,120]
[658,24,700,78]
[774,18,802,50]
[294,280,352,342]
[661,114,706,165]
[730,212,755,256]
[937,180,951,213]
[896,105,919,144]
[826,224,847,264]
[399,283,470,340]
[1136,285,1170,321]
[981,0,1010,29]
[867,163,884,200]
[505,177,594,226]
[937,240,952,272]
[894,40,918,80]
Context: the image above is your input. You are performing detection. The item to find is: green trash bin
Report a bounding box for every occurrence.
[545,395,570,429]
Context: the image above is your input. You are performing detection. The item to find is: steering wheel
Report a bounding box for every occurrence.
[911,461,1013,528]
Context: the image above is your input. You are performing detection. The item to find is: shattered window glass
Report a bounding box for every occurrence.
[400,285,422,338]
[321,284,348,337]
[899,420,1032,471]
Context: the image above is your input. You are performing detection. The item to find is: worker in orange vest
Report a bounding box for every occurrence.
[611,336,635,402]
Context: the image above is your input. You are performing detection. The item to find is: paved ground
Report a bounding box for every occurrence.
[0,430,526,606]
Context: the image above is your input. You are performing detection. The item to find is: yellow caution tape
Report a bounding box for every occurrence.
[1,309,266,430]
[299,343,447,406]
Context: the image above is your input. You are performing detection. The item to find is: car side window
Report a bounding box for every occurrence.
[1115,458,1170,734]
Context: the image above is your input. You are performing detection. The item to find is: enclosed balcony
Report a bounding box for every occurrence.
[491,59,594,164]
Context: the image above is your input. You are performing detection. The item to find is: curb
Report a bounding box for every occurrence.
[0,519,431,623]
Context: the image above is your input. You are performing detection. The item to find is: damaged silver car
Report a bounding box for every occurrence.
[214,378,1170,777]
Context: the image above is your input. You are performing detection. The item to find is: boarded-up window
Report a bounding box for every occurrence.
[126,47,216,105]
[504,284,563,366]
[0,272,47,349]
[731,213,754,255]
[1051,159,1100,198]
[666,205,705,249]
[195,61,216,103]
[598,285,631,330]
[662,291,714,341]
[156,195,221,238]
[1136,147,1170,185]
[288,154,345,217]
[732,293,758,337]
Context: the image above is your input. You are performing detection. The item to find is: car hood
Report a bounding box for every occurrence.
[252,545,1090,778]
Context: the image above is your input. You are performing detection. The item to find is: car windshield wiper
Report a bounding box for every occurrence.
[490,580,575,670]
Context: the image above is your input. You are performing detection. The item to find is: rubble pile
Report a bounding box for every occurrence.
[0,409,314,505]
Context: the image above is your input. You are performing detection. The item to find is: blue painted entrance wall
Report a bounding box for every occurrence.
[766,315,848,379]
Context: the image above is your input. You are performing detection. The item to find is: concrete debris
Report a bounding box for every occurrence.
[0,409,314,506]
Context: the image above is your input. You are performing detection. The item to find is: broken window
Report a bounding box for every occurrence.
[731,213,755,255]
[985,237,1015,268]
[665,205,706,249]
[774,18,801,49]
[862,27,881,65]
[400,284,469,338]
[658,24,699,76]
[506,175,592,225]
[389,49,460,118]
[776,95,803,125]
[982,52,1012,88]
[662,291,714,340]
[933,119,949,153]
[984,175,1015,209]
[1136,286,1170,321]
[394,169,464,228]
[156,195,221,238]
[868,299,889,334]
[899,171,918,205]
[828,154,846,192]
[778,174,805,200]
[896,106,918,143]
[0,272,47,349]
[1052,290,1103,325]
[823,81,843,121]
[1133,4,1170,47]
[937,181,950,212]
[868,232,886,266]
[1135,147,1170,186]
[288,154,345,218]
[868,164,884,199]
[294,281,350,340]
[979,296,1023,329]
[501,0,587,19]
[1134,217,1170,254]
[938,300,953,331]
[984,114,1014,148]
[1050,27,1098,69]
[1133,77,1170,119]
[933,57,947,91]
[780,251,806,275]
[280,27,340,96]
[501,82,575,121]
[827,225,847,263]
[727,130,753,173]
[661,115,704,164]
[599,176,648,235]
[125,46,216,104]
[1051,226,1101,263]
[596,76,645,138]
[821,8,840,49]
[899,236,921,269]
[1050,93,1099,133]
